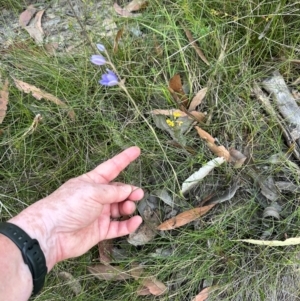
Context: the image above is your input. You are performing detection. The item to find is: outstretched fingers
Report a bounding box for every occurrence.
[84,147,141,184]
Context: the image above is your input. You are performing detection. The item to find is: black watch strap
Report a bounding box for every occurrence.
[0,222,48,295]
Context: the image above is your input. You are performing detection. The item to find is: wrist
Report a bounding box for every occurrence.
[8,201,58,271]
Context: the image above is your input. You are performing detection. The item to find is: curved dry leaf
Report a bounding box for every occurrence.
[24,10,44,44]
[150,109,187,117]
[130,262,144,280]
[137,286,151,295]
[113,3,138,17]
[113,28,124,53]
[58,271,82,296]
[229,148,247,168]
[125,0,148,11]
[189,87,207,111]
[189,111,206,122]
[192,287,211,301]
[157,204,215,230]
[181,157,225,194]
[263,206,280,219]
[88,264,132,281]
[195,126,231,161]
[169,74,189,107]
[140,277,168,296]
[194,126,215,143]
[151,189,174,207]
[0,79,9,124]
[275,181,300,193]
[13,78,75,120]
[236,237,300,246]
[182,26,210,66]
[205,181,241,205]
[19,5,37,27]
[98,239,113,264]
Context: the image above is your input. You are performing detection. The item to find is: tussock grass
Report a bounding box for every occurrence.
[1,0,300,300]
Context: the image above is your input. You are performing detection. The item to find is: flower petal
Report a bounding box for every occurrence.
[90,55,106,65]
[96,44,105,52]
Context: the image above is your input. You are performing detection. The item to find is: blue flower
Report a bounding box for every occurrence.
[90,55,106,65]
[99,70,119,86]
[96,44,105,52]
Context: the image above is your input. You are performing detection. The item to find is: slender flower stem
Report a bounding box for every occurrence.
[68,0,180,190]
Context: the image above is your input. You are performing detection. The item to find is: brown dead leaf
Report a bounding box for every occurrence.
[87,264,132,281]
[189,111,206,122]
[151,109,187,117]
[0,79,9,124]
[113,28,124,53]
[13,78,75,120]
[169,74,189,108]
[229,148,247,168]
[157,204,215,230]
[189,87,208,111]
[125,0,148,11]
[98,239,113,264]
[195,126,231,161]
[137,286,151,295]
[44,42,59,56]
[130,262,144,280]
[139,277,168,296]
[113,2,142,17]
[19,5,37,27]
[192,287,210,301]
[24,10,45,44]
[182,26,210,66]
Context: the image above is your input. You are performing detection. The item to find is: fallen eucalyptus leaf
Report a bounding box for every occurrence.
[113,27,124,53]
[58,272,82,296]
[128,206,160,245]
[98,239,113,264]
[229,148,247,168]
[151,189,174,207]
[181,157,225,194]
[19,5,37,27]
[275,181,300,193]
[13,78,75,120]
[24,10,45,45]
[182,25,210,66]
[189,87,207,111]
[169,74,189,107]
[0,79,9,124]
[157,204,215,230]
[192,287,211,301]
[195,126,231,161]
[138,277,168,296]
[236,237,300,246]
[204,181,241,205]
[260,176,279,201]
[263,205,280,220]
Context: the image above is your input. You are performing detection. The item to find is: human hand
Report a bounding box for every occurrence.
[9,147,143,270]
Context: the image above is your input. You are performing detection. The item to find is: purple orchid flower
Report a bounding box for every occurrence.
[96,44,105,52]
[99,69,119,86]
[90,55,106,65]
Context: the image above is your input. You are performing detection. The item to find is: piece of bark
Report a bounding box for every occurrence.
[252,82,300,160]
[262,71,300,141]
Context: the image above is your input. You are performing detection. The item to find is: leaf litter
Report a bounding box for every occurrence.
[13,78,75,120]
[0,79,9,124]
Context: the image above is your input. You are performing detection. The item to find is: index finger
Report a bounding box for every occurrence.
[84,146,141,184]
